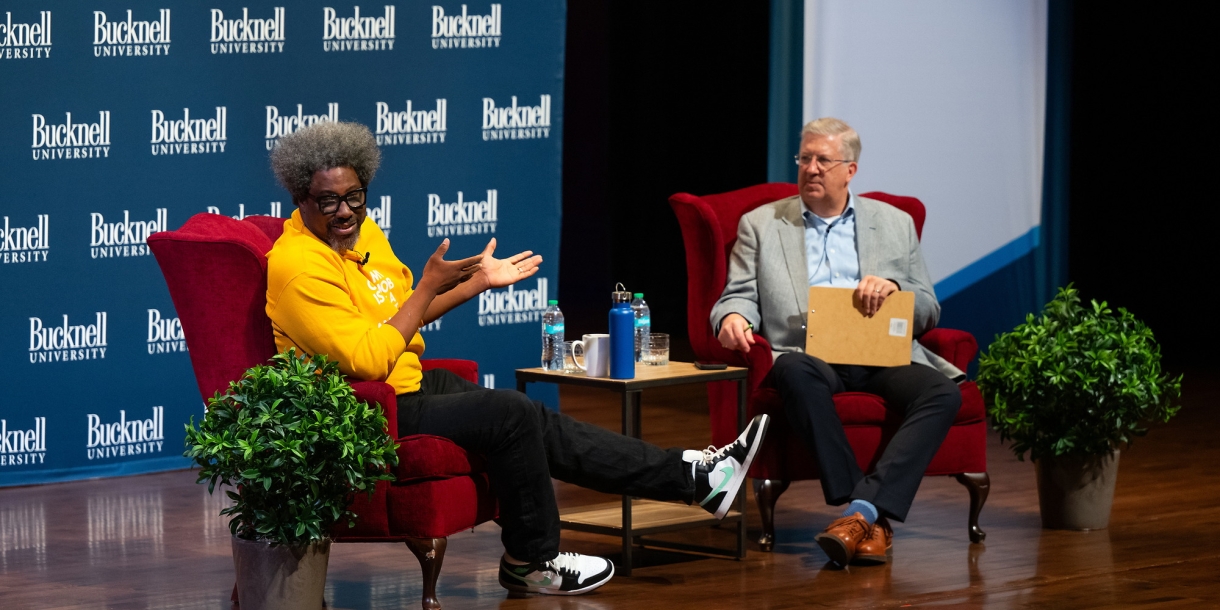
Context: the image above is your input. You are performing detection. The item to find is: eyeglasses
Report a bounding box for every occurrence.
[309,187,367,215]
[794,155,852,170]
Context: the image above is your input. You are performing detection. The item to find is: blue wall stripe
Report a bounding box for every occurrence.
[1,456,192,487]
[767,0,804,184]
[935,226,1041,301]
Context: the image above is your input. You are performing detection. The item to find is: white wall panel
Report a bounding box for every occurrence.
[803,0,1047,294]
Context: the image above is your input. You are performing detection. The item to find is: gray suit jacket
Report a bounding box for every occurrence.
[709,195,964,380]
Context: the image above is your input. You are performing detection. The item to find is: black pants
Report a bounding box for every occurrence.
[768,352,961,522]
[397,369,693,563]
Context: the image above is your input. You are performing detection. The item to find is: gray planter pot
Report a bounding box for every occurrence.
[231,536,331,610]
[1034,449,1120,530]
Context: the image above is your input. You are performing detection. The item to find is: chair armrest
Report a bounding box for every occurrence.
[350,359,479,437]
[743,335,776,389]
[394,434,486,480]
[421,358,479,384]
[350,379,399,439]
[694,333,775,386]
[917,328,978,372]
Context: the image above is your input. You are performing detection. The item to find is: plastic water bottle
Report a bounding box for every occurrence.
[631,293,650,362]
[609,286,635,379]
[541,300,564,370]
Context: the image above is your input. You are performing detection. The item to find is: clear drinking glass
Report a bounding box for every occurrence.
[640,333,670,366]
[561,341,585,374]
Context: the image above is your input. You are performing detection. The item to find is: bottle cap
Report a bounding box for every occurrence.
[548,299,558,305]
[633,293,643,298]
[611,282,632,304]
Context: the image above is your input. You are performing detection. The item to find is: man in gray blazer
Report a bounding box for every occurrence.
[710,118,962,567]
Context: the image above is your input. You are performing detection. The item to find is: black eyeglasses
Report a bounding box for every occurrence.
[309,187,367,215]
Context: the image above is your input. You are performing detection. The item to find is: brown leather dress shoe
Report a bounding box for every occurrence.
[814,512,871,566]
[852,517,893,565]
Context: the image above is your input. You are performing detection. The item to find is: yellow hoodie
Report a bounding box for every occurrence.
[266,209,425,394]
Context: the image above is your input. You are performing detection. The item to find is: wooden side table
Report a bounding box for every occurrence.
[516,362,749,575]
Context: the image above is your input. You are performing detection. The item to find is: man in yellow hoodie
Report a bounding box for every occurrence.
[265,121,769,596]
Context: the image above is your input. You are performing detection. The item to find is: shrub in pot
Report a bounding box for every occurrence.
[185,350,398,610]
[978,285,1181,530]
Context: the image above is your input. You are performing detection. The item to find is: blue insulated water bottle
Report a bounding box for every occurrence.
[609,284,635,379]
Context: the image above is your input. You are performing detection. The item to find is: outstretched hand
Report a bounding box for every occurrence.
[418,239,482,296]
[476,237,543,289]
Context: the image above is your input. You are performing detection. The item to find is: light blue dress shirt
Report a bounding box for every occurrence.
[803,191,861,288]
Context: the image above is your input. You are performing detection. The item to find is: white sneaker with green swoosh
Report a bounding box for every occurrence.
[498,552,615,595]
[691,414,770,519]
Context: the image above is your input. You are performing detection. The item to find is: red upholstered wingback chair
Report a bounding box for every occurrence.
[669,185,989,550]
[148,213,496,610]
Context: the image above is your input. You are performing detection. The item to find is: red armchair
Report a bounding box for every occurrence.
[669,184,989,550]
[148,213,496,610]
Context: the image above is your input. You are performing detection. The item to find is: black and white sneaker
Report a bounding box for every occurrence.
[498,552,615,596]
[691,414,770,519]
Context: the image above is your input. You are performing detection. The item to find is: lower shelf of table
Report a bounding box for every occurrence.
[559,499,743,537]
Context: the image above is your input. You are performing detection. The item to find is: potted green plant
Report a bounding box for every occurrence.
[978,285,1181,530]
[185,350,398,610]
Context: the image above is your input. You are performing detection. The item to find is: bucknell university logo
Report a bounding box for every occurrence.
[90,209,167,258]
[266,103,339,149]
[427,190,496,237]
[367,195,392,236]
[31,111,111,160]
[431,4,501,49]
[323,5,395,51]
[86,407,164,460]
[93,9,171,57]
[147,309,187,355]
[478,278,548,327]
[150,107,227,155]
[29,313,108,363]
[1,10,52,59]
[206,202,283,219]
[1,214,49,264]
[482,95,550,141]
[210,7,285,54]
[1,417,47,466]
[375,99,446,146]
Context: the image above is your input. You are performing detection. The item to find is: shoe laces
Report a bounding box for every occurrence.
[546,552,583,577]
[699,440,738,464]
[829,514,870,538]
[864,518,891,541]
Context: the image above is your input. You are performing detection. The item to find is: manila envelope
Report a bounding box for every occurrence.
[804,286,914,367]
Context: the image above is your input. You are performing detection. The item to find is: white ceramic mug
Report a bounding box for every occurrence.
[573,334,610,377]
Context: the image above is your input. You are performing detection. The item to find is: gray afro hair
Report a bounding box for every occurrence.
[270,121,381,201]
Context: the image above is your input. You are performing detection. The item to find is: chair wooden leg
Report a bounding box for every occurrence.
[753,478,790,552]
[954,472,990,543]
[406,537,448,610]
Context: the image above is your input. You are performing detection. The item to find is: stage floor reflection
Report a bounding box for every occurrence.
[2,373,1218,609]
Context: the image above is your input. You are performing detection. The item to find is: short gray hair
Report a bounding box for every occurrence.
[801,117,861,162]
[270,121,381,201]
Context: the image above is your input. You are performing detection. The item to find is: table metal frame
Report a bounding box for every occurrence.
[516,362,748,575]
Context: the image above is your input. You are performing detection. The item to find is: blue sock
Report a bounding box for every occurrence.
[843,499,878,525]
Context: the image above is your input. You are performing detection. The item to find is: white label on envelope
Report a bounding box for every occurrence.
[888,318,908,337]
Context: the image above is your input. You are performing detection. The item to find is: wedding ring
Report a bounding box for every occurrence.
[874,288,882,293]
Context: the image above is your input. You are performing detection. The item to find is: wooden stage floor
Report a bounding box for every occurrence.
[2,368,1217,609]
